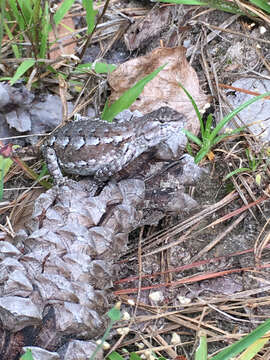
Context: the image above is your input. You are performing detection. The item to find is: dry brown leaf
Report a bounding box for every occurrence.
[108,47,209,134]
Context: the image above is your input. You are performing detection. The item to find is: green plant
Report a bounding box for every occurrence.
[155,0,270,17]
[74,62,117,74]
[18,318,270,360]
[0,146,14,200]
[210,318,270,359]
[0,0,98,84]
[103,318,270,360]
[82,0,97,35]
[179,83,270,164]
[195,319,270,359]
[224,147,263,180]
[89,302,122,360]
[20,349,34,360]
[102,64,166,122]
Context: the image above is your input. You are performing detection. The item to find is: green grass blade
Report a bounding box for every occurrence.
[32,0,42,48]
[210,91,270,141]
[194,144,212,164]
[178,83,204,136]
[0,161,4,201]
[102,64,166,122]
[8,0,25,31]
[0,0,5,55]
[155,0,210,5]
[224,168,251,180]
[204,113,213,139]
[249,0,270,13]
[33,0,42,24]
[3,21,20,58]
[186,141,194,156]
[107,352,124,360]
[210,318,270,360]
[39,1,49,58]
[9,59,35,85]
[212,126,246,145]
[238,337,270,360]
[195,333,207,360]
[18,0,33,25]
[155,0,243,14]
[89,304,122,360]
[75,62,116,74]
[130,353,142,360]
[53,0,75,25]
[82,0,97,34]
[182,129,203,146]
[93,62,116,73]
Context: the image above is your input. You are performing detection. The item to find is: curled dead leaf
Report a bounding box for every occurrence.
[108,46,210,134]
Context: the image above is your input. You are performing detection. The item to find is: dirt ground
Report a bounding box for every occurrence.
[1,0,270,359]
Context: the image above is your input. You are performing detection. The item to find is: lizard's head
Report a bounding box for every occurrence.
[154,107,185,123]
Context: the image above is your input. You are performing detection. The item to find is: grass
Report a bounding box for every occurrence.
[179,83,270,164]
[105,314,270,359]
[0,0,97,84]
[89,303,122,360]
[194,318,270,359]
[155,0,270,20]
[224,147,263,181]
[102,64,167,122]
[17,302,263,360]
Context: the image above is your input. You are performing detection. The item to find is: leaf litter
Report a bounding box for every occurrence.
[1,0,270,359]
[108,46,209,134]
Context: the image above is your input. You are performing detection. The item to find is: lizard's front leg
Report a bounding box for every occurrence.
[43,146,66,185]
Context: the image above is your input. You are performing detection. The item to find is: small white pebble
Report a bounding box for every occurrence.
[171,332,181,345]
[135,342,145,350]
[203,103,211,111]
[177,295,191,304]
[143,350,155,360]
[149,291,163,302]
[122,311,130,321]
[127,299,135,306]
[102,341,111,350]
[117,327,130,336]
[260,26,267,34]
[183,39,191,48]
